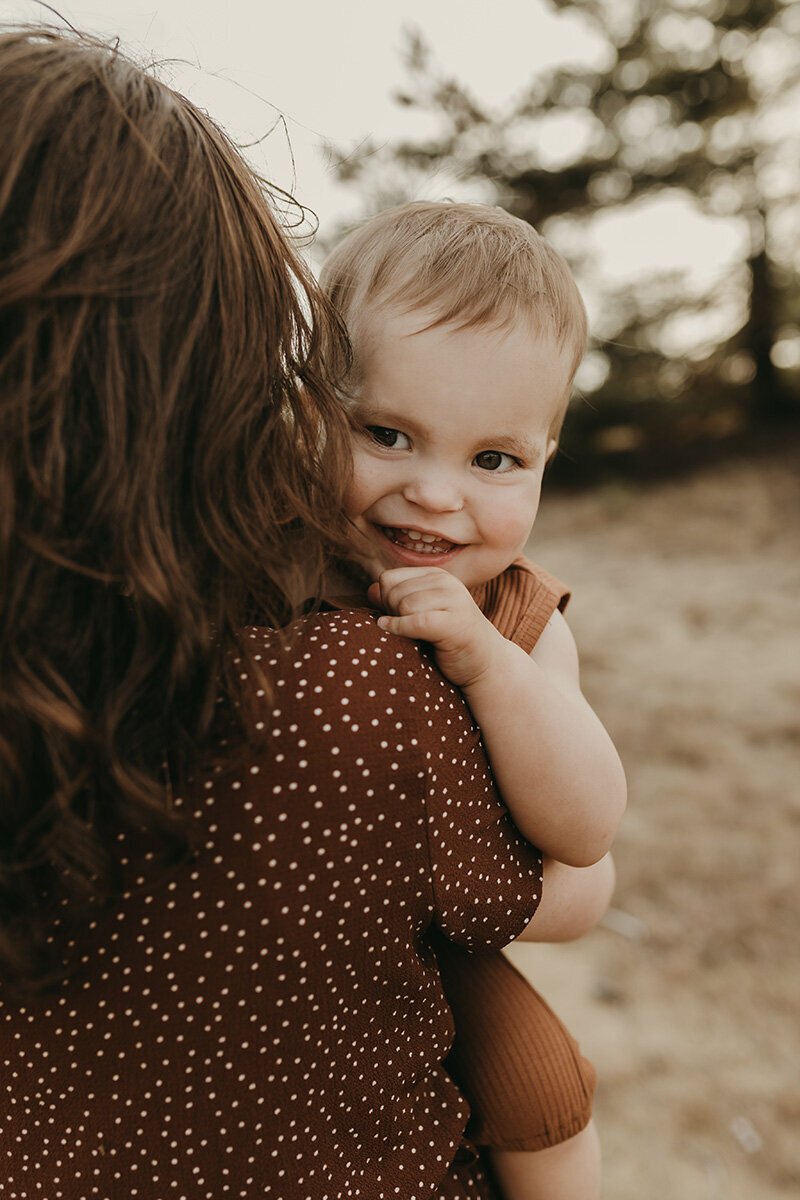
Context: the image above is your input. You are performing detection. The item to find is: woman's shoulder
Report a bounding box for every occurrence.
[247,605,423,661]
[234,608,543,951]
[243,607,460,709]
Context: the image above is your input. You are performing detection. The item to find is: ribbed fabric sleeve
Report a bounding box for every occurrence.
[435,933,595,1150]
[469,558,570,655]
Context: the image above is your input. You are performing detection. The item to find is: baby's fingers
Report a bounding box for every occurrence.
[378,572,468,616]
[393,585,467,619]
[377,609,451,643]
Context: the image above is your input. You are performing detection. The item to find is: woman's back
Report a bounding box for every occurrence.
[1,611,541,1197]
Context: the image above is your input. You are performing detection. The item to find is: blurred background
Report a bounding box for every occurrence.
[2,1,799,1196]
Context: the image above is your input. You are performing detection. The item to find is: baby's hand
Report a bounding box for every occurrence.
[367,567,504,689]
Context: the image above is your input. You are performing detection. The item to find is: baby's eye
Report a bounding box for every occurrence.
[474,450,518,472]
[366,425,410,450]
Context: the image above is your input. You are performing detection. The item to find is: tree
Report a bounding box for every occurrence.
[329,0,800,479]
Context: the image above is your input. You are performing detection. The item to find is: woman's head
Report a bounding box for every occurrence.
[0,27,351,987]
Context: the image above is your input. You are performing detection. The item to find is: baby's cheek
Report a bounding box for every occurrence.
[486,495,539,549]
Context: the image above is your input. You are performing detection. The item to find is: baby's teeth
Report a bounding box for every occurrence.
[401,529,438,543]
[383,526,452,552]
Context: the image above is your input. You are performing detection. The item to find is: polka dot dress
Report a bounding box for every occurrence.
[1,611,542,1199]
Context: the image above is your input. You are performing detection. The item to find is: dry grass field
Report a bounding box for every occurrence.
[506,442,800,1199]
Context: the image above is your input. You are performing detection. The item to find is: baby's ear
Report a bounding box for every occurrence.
[546,438,559,463]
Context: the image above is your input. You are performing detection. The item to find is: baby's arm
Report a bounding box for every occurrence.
[370,567,626,867]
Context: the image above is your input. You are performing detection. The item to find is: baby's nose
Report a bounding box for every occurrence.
[402,471,464,513]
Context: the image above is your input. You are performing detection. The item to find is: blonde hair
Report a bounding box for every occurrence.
[321,201,587,401]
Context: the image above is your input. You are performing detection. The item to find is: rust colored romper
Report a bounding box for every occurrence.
[435,558,597,1153]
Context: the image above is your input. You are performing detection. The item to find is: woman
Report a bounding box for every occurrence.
[0,28,613,1199]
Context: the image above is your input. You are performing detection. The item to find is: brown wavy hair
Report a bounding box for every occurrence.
[0,27,352,989]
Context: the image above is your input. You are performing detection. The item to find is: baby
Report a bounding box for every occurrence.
[321,201,627,1200]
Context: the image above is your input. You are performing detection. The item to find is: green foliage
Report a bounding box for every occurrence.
[328,0,800,480]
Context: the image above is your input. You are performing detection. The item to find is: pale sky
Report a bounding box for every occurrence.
[0,0,770,353]
[0,0,610,236]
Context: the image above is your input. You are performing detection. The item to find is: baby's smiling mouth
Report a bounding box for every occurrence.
[380,526,459,555]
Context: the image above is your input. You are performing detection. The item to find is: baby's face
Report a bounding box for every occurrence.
[344,310,572,591]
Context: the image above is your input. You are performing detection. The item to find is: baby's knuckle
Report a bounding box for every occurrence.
[417,610,440,634]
